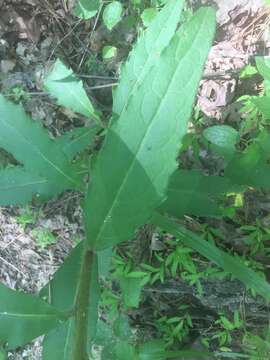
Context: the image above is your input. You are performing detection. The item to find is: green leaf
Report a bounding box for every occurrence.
[0,122,97,204]
[255,129,270,155]
[153,213,270,302]
[138,339,213,359]
[102,45,117,59]
[0,96,82,195]
[44,59,100,122]
[113,0,185,115]
[138,340,165,360]
[225,143,270,189]
[251,96,270,118]
[0,283,66,350]
[119,275,148,308]
[74,0,99,20]
[98,247,113,277]
[160,170,235,218]
[0,167,49,205]
[203,125,239,159]
[113,315,132,339]
[115,341,137,359]
[255,56,270,81]
[94,319,114,347]
[240,65,258,79]
[141,8,158,27]
[56,126,99,160]
[85,7,216,251]
[40,243,100,359]
[103,1,123,30]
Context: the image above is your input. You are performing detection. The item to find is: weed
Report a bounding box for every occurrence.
[0,2,269,359]
[31,228,56,249]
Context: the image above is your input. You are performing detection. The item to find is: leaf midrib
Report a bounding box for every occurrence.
[0,312,59,320]
[0,119,79,187]
[0,179,48,191]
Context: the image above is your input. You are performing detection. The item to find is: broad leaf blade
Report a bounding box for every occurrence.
[0,167,47,205]
[0,96,82,192]
[103,1,123,31]
[74,0,99,20]
[44,59,100,122]
[85,8,216,251]
[138,339,212,359]
[160,170,236,218]
[113,0,185,115]
[251,96,270,118]
[119,275,147,308]
[203,125,239,159]
[153,213,270,302]
[0,283,66,350]
[40,244,100,359]
[0,167,72,205]
[255,56,270,81]
[56,126,99,160]
[225,143,270,189]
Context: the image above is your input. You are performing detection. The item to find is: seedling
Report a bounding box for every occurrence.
[155,305,193,346]
[32,228,56,249]
[213,311,243,347]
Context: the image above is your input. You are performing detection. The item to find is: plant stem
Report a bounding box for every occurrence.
[72,249,94,360]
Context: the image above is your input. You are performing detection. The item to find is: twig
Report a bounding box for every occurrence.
[78,74,118,80]
[0,255,25,277]
[78,2,104,70]
[86,83,118,90]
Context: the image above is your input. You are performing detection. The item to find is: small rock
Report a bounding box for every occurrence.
[0,59,16,73]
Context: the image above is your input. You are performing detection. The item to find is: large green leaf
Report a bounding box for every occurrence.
[138,340,212,359]
[102,1,123,31]
[40,244,100,359]
[119,274,148,308]
[251,96,270,119]
[225,143,270,189]
[0,125,99,205]
[203,125,239,159]
[113,0,185,116]
[44,59,100,122]
[0,96,82,195]
[255,56,270,81]
[56,126,99,161]
[74,0,100,20]
[153,213,270,302]
[0,283,66,350]
[160,170,236,218]
[85,8,216,251]
[0,167,71,205]
[0,167,48,205]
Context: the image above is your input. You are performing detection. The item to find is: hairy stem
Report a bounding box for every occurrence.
[72,249,94,360]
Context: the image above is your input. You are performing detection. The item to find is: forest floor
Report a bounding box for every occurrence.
[0,0,270,359]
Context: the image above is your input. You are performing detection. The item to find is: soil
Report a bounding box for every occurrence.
[1,0,270,359]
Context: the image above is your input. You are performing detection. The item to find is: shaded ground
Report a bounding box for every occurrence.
[1,0,270,359]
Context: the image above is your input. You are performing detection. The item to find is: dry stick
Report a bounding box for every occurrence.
[78,3,104,70]
[0,256,25,277]
[72,248,95,360]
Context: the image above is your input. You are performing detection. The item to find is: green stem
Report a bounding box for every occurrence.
[72,249,94,360]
